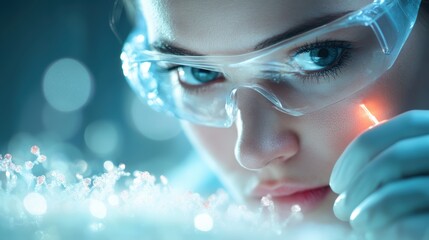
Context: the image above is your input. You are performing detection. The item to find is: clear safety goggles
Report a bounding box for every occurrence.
[121,0,421,128]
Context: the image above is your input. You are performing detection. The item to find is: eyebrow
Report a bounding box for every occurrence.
[254,11,352,50]
[151,11,352,55]
[151,40,203,56]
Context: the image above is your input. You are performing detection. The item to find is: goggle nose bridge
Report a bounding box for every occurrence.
[222,61,296,79]
[225,84,303,123]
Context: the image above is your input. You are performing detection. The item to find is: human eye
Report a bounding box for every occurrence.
[291,40,352,81]
[174,66,224,86]
[158,64,225,87]
[153,61,225,94]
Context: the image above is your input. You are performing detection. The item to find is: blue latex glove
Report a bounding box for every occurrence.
[329,110,429,240]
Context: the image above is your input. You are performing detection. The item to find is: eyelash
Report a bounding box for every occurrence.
[160,40,353,91]
[290,40,353,83]
[161,65,225,94]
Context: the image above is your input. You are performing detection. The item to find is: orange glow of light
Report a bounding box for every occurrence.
[360,104,380,126]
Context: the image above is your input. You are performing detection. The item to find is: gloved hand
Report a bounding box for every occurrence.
[329,110,429,240]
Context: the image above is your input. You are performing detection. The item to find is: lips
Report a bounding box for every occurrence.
[251,182,331,212]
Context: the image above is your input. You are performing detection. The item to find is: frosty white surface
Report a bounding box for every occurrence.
[0,146,355,240]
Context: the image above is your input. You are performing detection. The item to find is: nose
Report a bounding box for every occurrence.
[232,88,300,170]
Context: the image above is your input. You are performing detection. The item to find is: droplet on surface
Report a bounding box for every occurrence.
[9,163,16,171]
[261,195,273,207]
[25,161,34,170]
[103,161,114,172]
[37,155,47,163]
[53,172,66,184]
[37,176,46,186]
[160,175,168,185]
[291,204,301,213]
[15,165,22,173]
[31,145,40,155]
[118,163,125,170]
[83,178,92,186]
[4,154,12,161]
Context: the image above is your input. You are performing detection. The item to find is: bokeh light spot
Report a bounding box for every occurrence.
[84,120,120,156]
[42,58,92,112]
[130,96,182,141]
[23,192,48,216]
[75,160,88,174]
[108,195,120,207]
[89,199,107,219]
[194,213,213,232]
[103,160,114,172]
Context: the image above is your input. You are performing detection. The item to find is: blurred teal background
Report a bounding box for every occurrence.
[0,0,221,195]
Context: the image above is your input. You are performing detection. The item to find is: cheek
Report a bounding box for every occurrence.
[301,82,399,176]
[309,60,417,170]
[302,99,371,172]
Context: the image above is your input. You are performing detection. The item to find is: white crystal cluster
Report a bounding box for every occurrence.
[0,146,353,240]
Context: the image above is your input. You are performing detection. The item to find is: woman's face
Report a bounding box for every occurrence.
[140,0,429,224]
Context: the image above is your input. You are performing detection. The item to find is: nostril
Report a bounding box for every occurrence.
[271,156,289,165]
[234,129,300,170]
[272,134,300,161]
[231,85,300,170]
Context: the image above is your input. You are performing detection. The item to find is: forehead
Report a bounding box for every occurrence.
[139,0,371,54]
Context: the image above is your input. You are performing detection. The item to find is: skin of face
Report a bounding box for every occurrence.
[140,0,429,226]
